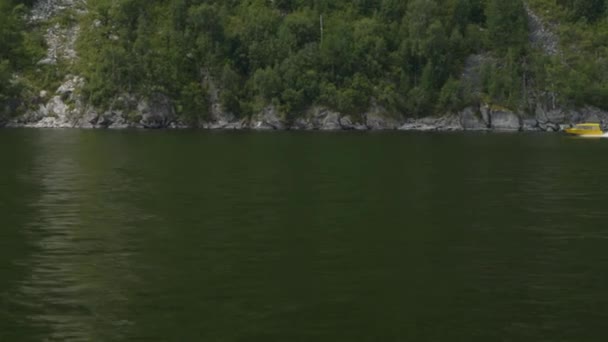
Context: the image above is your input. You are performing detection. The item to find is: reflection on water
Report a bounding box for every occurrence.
[2,130,608,341]
[13,131,147,341]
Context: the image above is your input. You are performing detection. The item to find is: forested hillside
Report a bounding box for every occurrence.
[0,0,42,119]
[527,0,608,109]
[76,0,530,121]
[1,0,608,126]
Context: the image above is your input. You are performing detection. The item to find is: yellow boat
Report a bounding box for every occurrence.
[564,123,604,136]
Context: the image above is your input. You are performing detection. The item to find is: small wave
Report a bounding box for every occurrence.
[574,133,608,139]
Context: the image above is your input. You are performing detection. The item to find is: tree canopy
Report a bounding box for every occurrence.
[76,0,508,119]
[3,0,608,121]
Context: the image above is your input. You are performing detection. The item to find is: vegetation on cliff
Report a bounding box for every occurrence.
[1,1,29,114]
[0,0,45,117]
[2,0,608,123]
[527,0,608,109]
[75,0,531,121]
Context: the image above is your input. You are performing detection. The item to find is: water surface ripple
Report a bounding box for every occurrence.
[2,130,608,341]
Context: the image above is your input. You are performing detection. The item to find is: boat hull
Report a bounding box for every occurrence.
[564,128,604,136]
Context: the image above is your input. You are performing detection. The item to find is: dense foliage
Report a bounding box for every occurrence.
[75,0,533,120]
[0,0,43,117]
[0,0,27,114]
[528,0,608,109]
[3,0,608,121]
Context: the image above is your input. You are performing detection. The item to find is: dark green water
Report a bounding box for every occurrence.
[2,129,608,341]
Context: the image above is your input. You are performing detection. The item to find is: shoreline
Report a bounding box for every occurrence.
[0,120,588,133]
[3,93,606,133]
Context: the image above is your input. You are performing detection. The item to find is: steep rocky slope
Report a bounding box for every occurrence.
[6,0,608,131]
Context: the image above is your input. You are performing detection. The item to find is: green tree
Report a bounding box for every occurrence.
[558,0,606,21]
[486,0,528,53]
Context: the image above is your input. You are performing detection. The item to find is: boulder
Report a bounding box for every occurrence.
[364,105,401,130]
[251,106,286,130]
[168,120,189,129]
[204,106,240,129]
[203,117,248,130]
[19,104,48,124]
[201,69,245,129]
[77,108,99,128]
[291,117,314,130]
[398,120,438,131]
[56,76,83,98]
[479,104,492,126]
[490,110,521,131]
[399,115,462,131]
[305,107,341,130]
[138,93,175,129]
[320,112,341,130]
[522,118,540,131]
[459,107,488,130]
[437,115,463,131]
[539,121,559,132]
[536,104,567,124]
[339,115,368,131]
[99,111,119,128]
[224,118,249,130]
[15,96,75,128]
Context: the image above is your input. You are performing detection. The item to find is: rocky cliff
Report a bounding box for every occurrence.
[5,0,607,132]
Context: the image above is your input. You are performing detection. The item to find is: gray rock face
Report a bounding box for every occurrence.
[95,95,140,129]
[138,94,175,129]
[338,115,355,130]
[577,106,608,128]
[201,70,244,129]
[459,106,488,130]
[104,111,130,129]
[339,115,368,131]
[364,105,402,130]
[399,115,461,131]
[525,3,559,56]
[16,105,47,124]
[202,117,248,130]
[320,113,341,130]
[9,95,76,128]
[168,121,189,129]
[289,107,350,130]
[31,0,83,22]
[199,105,249,129]
[101,111,120,128]
[223,118,249,130]
[11,0,588,133]
[9,75,92,128]
[480,104,491,126]
[38,23,80,65]
[536,104,567,124]
[32,0,85,67]
[432,115,462,131]
[532,104,608,131]
[399,121,437,131]
[0,103,10,127]
[291,117,314,130]
[461,54,491,98]
[57,76,83,97]
[305,107,341,130]
[539,121,560,132]
[491,110,521,131]
[207,103,236,127]
[522,118,540,131]
[251,106,285,130]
